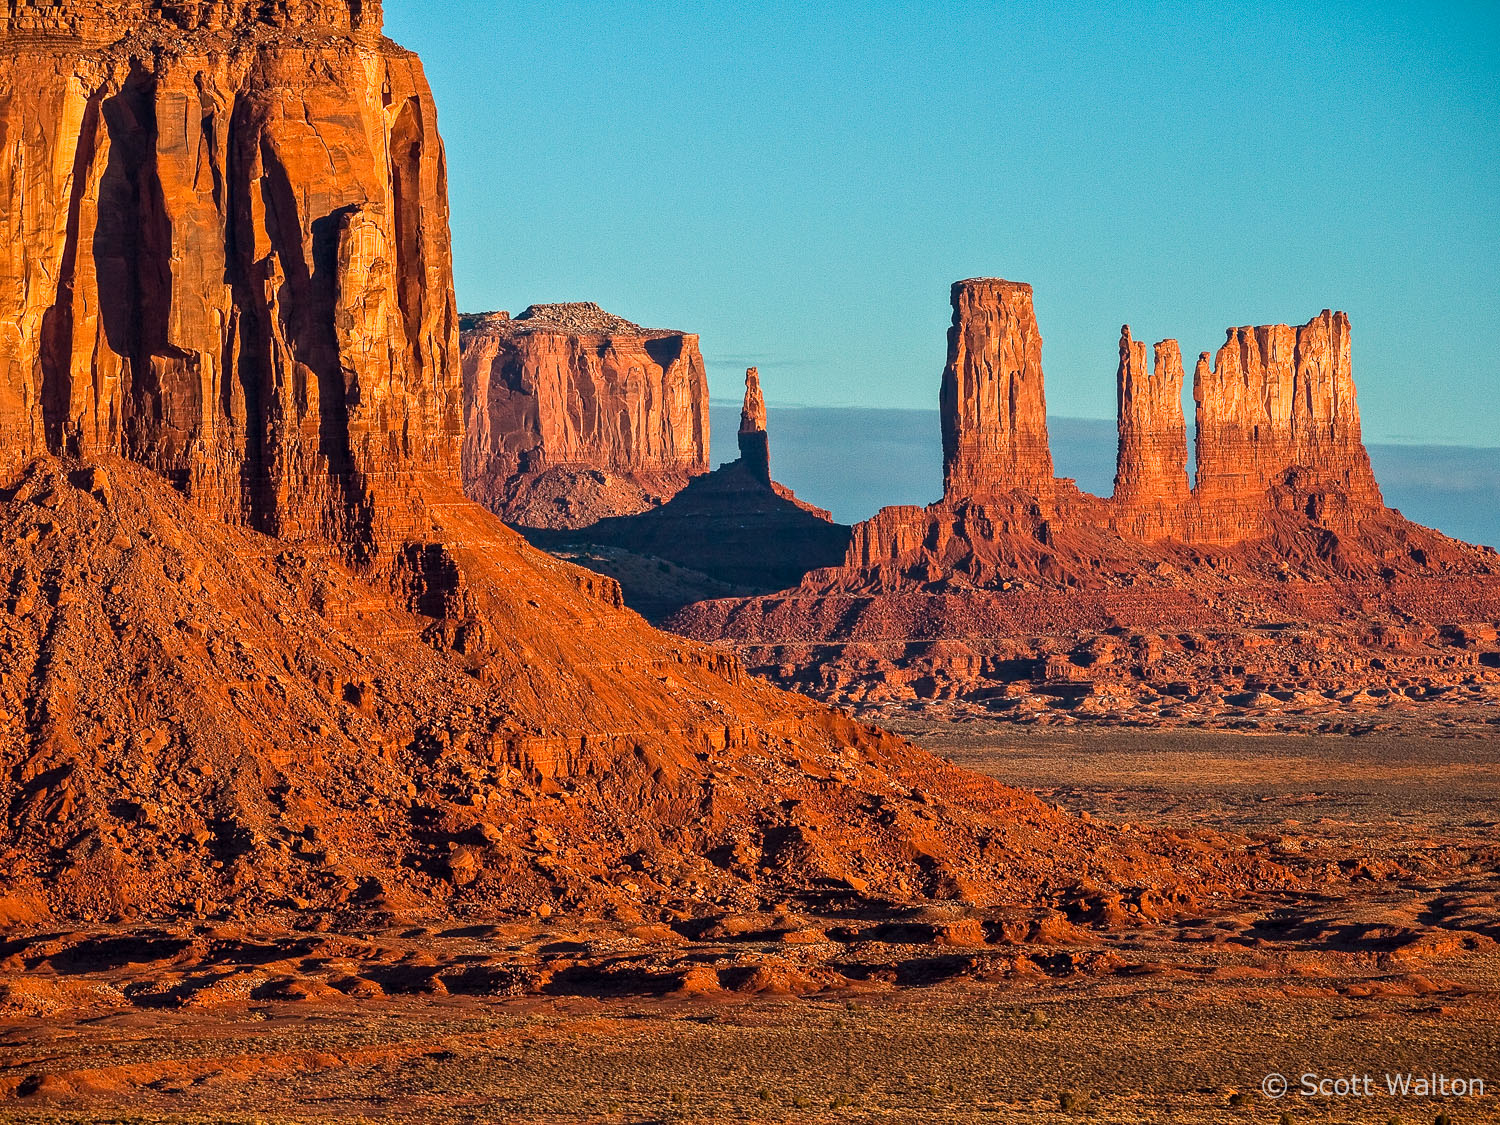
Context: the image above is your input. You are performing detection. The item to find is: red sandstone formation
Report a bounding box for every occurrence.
[0,0,459,565]
[526,374,851,616]
[0,6,1246,930]
[1193,311,1384,543]
[822,282,1439,585]
[1113,328,1190,540]
[0,0,386,38]
[667,278,1500,713]
[940,279,1055,501]
[738,367,771,485]
[460,304,709,528]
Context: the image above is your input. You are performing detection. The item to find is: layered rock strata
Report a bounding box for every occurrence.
[0,0,385,40]
[0,0,460,564]
[460,304,709,528]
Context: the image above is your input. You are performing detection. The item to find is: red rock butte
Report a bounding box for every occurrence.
[940,279,1055,501]
[460,304,710,528]
[0,0,459,565]
[852,278,1400,574]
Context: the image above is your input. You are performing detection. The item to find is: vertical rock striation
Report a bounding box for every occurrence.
[459,303,709,527]
[940,279,1055,502]
[817,281,1403,587]
[1113,327,1190,540]
[0,0,461,564]
[1193,311,1383,542]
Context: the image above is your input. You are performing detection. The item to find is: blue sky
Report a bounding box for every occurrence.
[388,0,1500,447]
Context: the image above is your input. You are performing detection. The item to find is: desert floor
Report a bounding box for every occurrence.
[1,718,1497,1124]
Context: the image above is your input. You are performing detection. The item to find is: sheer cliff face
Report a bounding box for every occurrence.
[0,0,461,562]
[940,279,1055,501]
[460,304,709,526]
[1193,310,1383,541]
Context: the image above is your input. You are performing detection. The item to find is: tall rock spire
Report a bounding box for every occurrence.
[738,366,771,485]
[1113,327,1190,539]
[939,278,1055,502]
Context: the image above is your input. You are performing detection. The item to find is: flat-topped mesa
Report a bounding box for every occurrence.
[940,279,1055,503]
[1113,327,1190,539]
[737,367,770,485]
[0,0,458,564]
[459,303,709,527]
[1193,310,1384,542]
[0,0,384,41]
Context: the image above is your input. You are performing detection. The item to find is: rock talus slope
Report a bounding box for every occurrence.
[460,303,709,528]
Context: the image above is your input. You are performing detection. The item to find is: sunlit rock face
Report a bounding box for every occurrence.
[0,0,461,562]
[1191,310,1384,543]
[1112,328,1190,541]
[940,278,1056,503]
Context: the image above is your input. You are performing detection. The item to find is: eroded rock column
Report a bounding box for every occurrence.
[939,278,1055,502]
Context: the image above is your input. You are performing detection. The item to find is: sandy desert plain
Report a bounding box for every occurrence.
[1,712,1497,1124]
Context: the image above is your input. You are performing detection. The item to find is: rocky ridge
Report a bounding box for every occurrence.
[0,0,385,40]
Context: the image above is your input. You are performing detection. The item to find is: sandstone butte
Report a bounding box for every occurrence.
[669,279,1500,711]
[460,304,710,528]
[0,4,1278,929]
